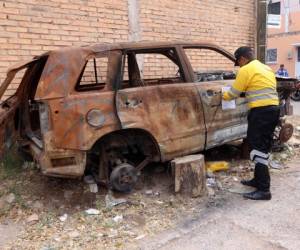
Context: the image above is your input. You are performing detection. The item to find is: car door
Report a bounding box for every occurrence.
[115,48,206,161]
[0,60,36,157]
[181,46,248,149]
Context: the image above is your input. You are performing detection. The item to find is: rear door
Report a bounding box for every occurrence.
[0,60,37,157]
[115,48,206,161]
[182,46,248,149]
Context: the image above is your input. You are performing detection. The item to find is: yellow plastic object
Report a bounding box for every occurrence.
[206,161,229,172]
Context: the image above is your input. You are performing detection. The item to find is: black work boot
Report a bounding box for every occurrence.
[243,190,271,200]
[241,165,258,188]
[243,164,271,201]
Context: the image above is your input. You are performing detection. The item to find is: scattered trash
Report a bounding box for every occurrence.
[206,177,217,187]
[26,214,39,225]
[135,234,146,240]
[105,192,127,209]
[145,190,153,195]
[83,175,96,184]
[59,213,68,222]
[68,230,80,238]
[206,161,229,172]
[154,191,160,196]
[269,160,283,169]
[5,193,16,204]
[113,215,123,223]
[89,183,98,193]
[233,177,239,182]
[85,208,100,215]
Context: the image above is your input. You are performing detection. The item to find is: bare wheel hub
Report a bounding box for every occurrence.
[110,163,138,192]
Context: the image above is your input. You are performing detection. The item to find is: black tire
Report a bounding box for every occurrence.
[291,90,300,101]
[110,163,138,192]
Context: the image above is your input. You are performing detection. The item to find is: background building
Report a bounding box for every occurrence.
[267,0,300,78]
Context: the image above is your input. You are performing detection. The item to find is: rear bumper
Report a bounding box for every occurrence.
[29,142,86,178]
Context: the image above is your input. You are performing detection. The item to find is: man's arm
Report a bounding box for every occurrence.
[222,68,248,100]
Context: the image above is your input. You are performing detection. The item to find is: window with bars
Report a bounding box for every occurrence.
[266,49,277,63]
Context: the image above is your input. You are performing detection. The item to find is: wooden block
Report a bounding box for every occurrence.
[171,154,206,198]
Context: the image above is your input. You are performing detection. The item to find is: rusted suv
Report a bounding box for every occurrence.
[0,42,295,192]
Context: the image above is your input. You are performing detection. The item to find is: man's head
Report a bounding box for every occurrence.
[280,64,284,69]
[234,46,255,67]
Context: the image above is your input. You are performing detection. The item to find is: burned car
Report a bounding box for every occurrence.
[0,42,296,192]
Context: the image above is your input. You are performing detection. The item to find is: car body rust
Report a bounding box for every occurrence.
[0,41,297,188]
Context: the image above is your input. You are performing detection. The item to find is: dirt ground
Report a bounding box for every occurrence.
[0,116,300,250]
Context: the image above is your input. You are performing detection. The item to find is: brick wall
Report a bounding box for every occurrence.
[0,0,256,97]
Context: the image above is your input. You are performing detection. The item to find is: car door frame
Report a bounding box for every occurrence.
[178,44,248,149]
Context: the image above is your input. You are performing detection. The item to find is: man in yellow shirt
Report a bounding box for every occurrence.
[223,47,280,200]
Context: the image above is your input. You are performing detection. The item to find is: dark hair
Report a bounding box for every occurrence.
[280,64,284,67]
[234,46,255,61]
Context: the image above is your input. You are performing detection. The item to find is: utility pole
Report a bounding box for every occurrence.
[257,0,267,62]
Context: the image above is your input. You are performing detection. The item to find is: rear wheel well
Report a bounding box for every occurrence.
[86,129,161,181]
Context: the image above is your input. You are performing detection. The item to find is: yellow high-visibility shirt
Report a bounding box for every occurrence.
[223,59,279,109]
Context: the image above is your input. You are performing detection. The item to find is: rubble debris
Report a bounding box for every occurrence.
[105,192,127,209]
[5,193,16,204]
[26,214,39,225]
[85,209,100,215]
[206,161,229,172]
[89,183,98,193]
[59,213,68,222]
[172,154,206,197]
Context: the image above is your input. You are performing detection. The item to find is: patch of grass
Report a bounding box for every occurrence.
[0,145,25,180]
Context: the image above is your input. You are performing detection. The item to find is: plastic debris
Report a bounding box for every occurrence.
[206,161,229,172]
[112,215,123,223]
[105,192,127,209]
[85,208,100,215]
[5,193,16,204]
[89,183,98,193]
[206,177,217,187]
[269,160,283,169]
[59,213,68,222]
[145,190,153,195]
[135,234,146,240]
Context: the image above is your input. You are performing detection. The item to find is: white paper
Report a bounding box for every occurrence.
[222,86,236,110]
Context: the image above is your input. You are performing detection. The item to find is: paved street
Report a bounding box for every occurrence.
[139,160,300,250]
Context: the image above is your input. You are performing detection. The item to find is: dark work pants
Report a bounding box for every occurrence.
[247,105,280,191]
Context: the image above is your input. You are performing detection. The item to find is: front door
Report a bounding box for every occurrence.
[116,48,206,161]
[181,46,248,149]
